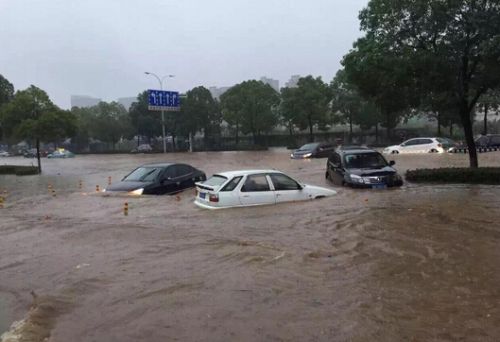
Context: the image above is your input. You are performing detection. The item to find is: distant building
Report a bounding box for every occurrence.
[284,75,301,88]
[117,97,137,110]
[260,77,280,92]
[70,95,101,108]
[208,86,231,99]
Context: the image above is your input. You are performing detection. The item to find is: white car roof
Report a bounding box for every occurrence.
[214,170,282,178]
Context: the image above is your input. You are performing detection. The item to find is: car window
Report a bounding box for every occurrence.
[203,175,228,187]
[163,166,177,179]
[241,174,271,192]
[329,153,341,166]
[124,167,162,182]
[419,139,433,144]
[221,176,242,191]
[176,164,193,177]
[269,173,301,191]
[403,139,417,146]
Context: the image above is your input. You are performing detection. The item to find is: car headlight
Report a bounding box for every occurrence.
[290,153,294,158]
[303,153,312,158]
[129,188,144,195]
[349,174,365,184]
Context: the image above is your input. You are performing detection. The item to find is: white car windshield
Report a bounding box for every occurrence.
[124,167,162,182]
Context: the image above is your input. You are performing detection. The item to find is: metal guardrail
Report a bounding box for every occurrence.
[449,147,500,153]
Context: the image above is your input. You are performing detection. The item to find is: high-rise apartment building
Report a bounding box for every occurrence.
[284,75,301,88]
[259,77,280,92]
[70,95,101,108]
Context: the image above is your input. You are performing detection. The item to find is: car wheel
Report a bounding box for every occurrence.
[391,150,399,154]
[315,195,326,199]
[429,149,438,153]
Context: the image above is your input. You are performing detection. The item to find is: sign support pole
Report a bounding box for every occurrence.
[161,110,166,153]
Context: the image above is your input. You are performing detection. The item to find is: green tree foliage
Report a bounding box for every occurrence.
[279,87,301,138]
[1,85,77,172]
[221,80,280,145]
[0,74,14,108]
[73,101,132,150]
[293,76,331,142]
[129,91,162,143]
[355,0,500,167]
[179,86,221,147]
[220,85,243,145]
[331,70,386,143]
[476,88,500,135]
[0,74,15,141]
[342,36,417,139]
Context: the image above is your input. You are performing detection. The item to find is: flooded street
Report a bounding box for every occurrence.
[1,150,500,341]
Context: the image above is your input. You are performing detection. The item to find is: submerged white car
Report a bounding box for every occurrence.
[194,170,336,209]
[383,137,450,154]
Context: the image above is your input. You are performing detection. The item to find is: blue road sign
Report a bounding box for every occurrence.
[148,89,180,111]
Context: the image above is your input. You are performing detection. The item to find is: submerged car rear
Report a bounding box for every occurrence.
[195,174,228,208]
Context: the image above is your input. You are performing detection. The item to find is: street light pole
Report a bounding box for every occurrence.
[144,72,175,154]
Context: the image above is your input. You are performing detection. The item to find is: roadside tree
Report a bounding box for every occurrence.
[1,85,77,172]
[354,0,500,167]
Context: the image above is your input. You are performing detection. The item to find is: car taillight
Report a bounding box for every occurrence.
[437,143,442,147]
[209,194,219,202]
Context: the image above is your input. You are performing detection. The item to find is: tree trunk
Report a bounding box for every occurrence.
[449,124,453,137]
[375,123,379,144]
[252,131,257,145]
[460,104,478,168]
[235,123,239,146]
[308,115,314,142]
[36,138,42,174]
[483,104,488,135]
[349,114,353,143]
[437,112,441,136]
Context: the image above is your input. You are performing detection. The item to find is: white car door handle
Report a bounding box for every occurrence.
[242,195,250,198]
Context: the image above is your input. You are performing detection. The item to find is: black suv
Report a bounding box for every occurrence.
[326,147,403,188]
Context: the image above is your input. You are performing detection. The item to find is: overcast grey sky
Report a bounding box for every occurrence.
[0,0,368,109]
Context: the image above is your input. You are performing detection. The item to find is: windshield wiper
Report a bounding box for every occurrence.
[139,169,157,181]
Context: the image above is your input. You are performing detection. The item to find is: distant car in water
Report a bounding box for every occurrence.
[131,144,153,153]
[47,149,75,158]
[475,134,500,148]
[383,137,454,154]
[0,151,10,157]
[290,142,335,159]
[326,146,403,189]
[105,163,206,195]
[23,148,49,158]
[194,170,336,209]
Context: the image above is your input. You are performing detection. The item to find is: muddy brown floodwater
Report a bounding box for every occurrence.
[1,149,500,341]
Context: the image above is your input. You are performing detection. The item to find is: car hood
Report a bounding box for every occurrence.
[384,145,400,150]
[292,149,314,156]
[106,181,153,192]
[348,167,397,177]
[303,184,337,197]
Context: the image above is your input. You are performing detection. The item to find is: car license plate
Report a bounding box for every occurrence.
[371,184,387,189]
[199,192,206,199]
